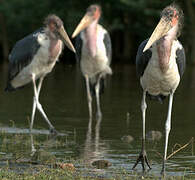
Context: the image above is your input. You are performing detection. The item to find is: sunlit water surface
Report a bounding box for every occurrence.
[0,62,194,178]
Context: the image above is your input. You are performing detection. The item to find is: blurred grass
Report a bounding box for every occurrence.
[0,129,194,180]
[0,166,195,180]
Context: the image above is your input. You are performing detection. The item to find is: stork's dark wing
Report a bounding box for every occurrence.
[75,33,82,62]
[103,31,112,65]
[7,29,42,82]
[176,42,186,78]
[136,39,152,78]
[5,29,43,91]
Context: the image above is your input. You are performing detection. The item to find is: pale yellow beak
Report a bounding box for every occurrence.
[72,14,94,38]
[58,26,76,53]
[143,17,172,52]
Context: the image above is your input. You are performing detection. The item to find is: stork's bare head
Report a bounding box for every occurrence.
[72,4,101,38]
[143,4,184,52]
[44,14,75,53]
[161,4,183,35]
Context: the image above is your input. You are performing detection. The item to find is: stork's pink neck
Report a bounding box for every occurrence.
[157,24,178,72]
[45,27,62,62]
[49,39,62,61]
[85,20,98,57]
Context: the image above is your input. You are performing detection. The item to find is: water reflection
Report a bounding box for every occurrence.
[0,63,194,177]
[83,117,92,164]
[95,116,101,156]
[30,134,36,156]
[82,116,106,166]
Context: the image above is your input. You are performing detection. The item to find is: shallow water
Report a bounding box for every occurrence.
[0,62,194,177]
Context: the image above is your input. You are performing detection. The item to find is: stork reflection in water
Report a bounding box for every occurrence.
[82,117,106,167]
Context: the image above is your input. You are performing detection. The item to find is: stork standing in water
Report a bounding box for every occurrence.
[133,4,185,173]
[5,15,75,134]
[72,4,112,119]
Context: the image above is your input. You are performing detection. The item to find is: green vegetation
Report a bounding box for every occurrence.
[0,0,195,63]
[0,130,194,180]
[0,166,195,180]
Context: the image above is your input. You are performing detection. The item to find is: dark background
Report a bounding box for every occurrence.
[0,0,194,64]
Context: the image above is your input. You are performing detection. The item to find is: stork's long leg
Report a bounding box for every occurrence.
[31,74,56,133]
[30,76,45,131]
[95,75,102,118]
[30,98,36,132]
[37,76,44,95]
[161,92,174,174]
[85,75,92,119]
[132,90,151,171]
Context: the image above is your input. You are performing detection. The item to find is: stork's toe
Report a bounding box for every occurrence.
[132,150,151,171]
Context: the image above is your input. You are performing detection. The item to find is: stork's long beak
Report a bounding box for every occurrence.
[143,17,172,52]
[58,26,76,53]
[72,14,94,38]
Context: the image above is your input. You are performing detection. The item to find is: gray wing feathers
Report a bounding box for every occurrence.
[8,31,41,82]
[75,34,82,62]
[136,39,152,78]
[176,44,185,78]
[103,32,112,65]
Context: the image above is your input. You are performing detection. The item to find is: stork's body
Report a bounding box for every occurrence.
[133,4,185,174]
[80,24,111,78]
[140,39,183,96]
[72,5,112,118]
[7,29,62,89]
[6,15,75,133]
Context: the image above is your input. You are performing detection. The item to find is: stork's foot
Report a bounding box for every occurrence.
[49,128,58,135]
[161,161,166,175]
[132,150,151,171]
[31,145,37,157]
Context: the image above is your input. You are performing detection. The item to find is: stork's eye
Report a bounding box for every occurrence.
[87,6,97,16]
[54,22,58,27]
[161,7,177,21]
[55,21,62,29]
[91,7,97,13]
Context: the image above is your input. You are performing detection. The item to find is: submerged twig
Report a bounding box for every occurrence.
[27,116,30,128]
[154,137,194,160]
[167,137,194,160]
[172,143,182,150]
[74,128,76,143]
[191,137,194,156]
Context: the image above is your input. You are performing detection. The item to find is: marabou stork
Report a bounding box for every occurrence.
[72,4,112,119]
[133,4,185,173]
[5,15,75,134]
